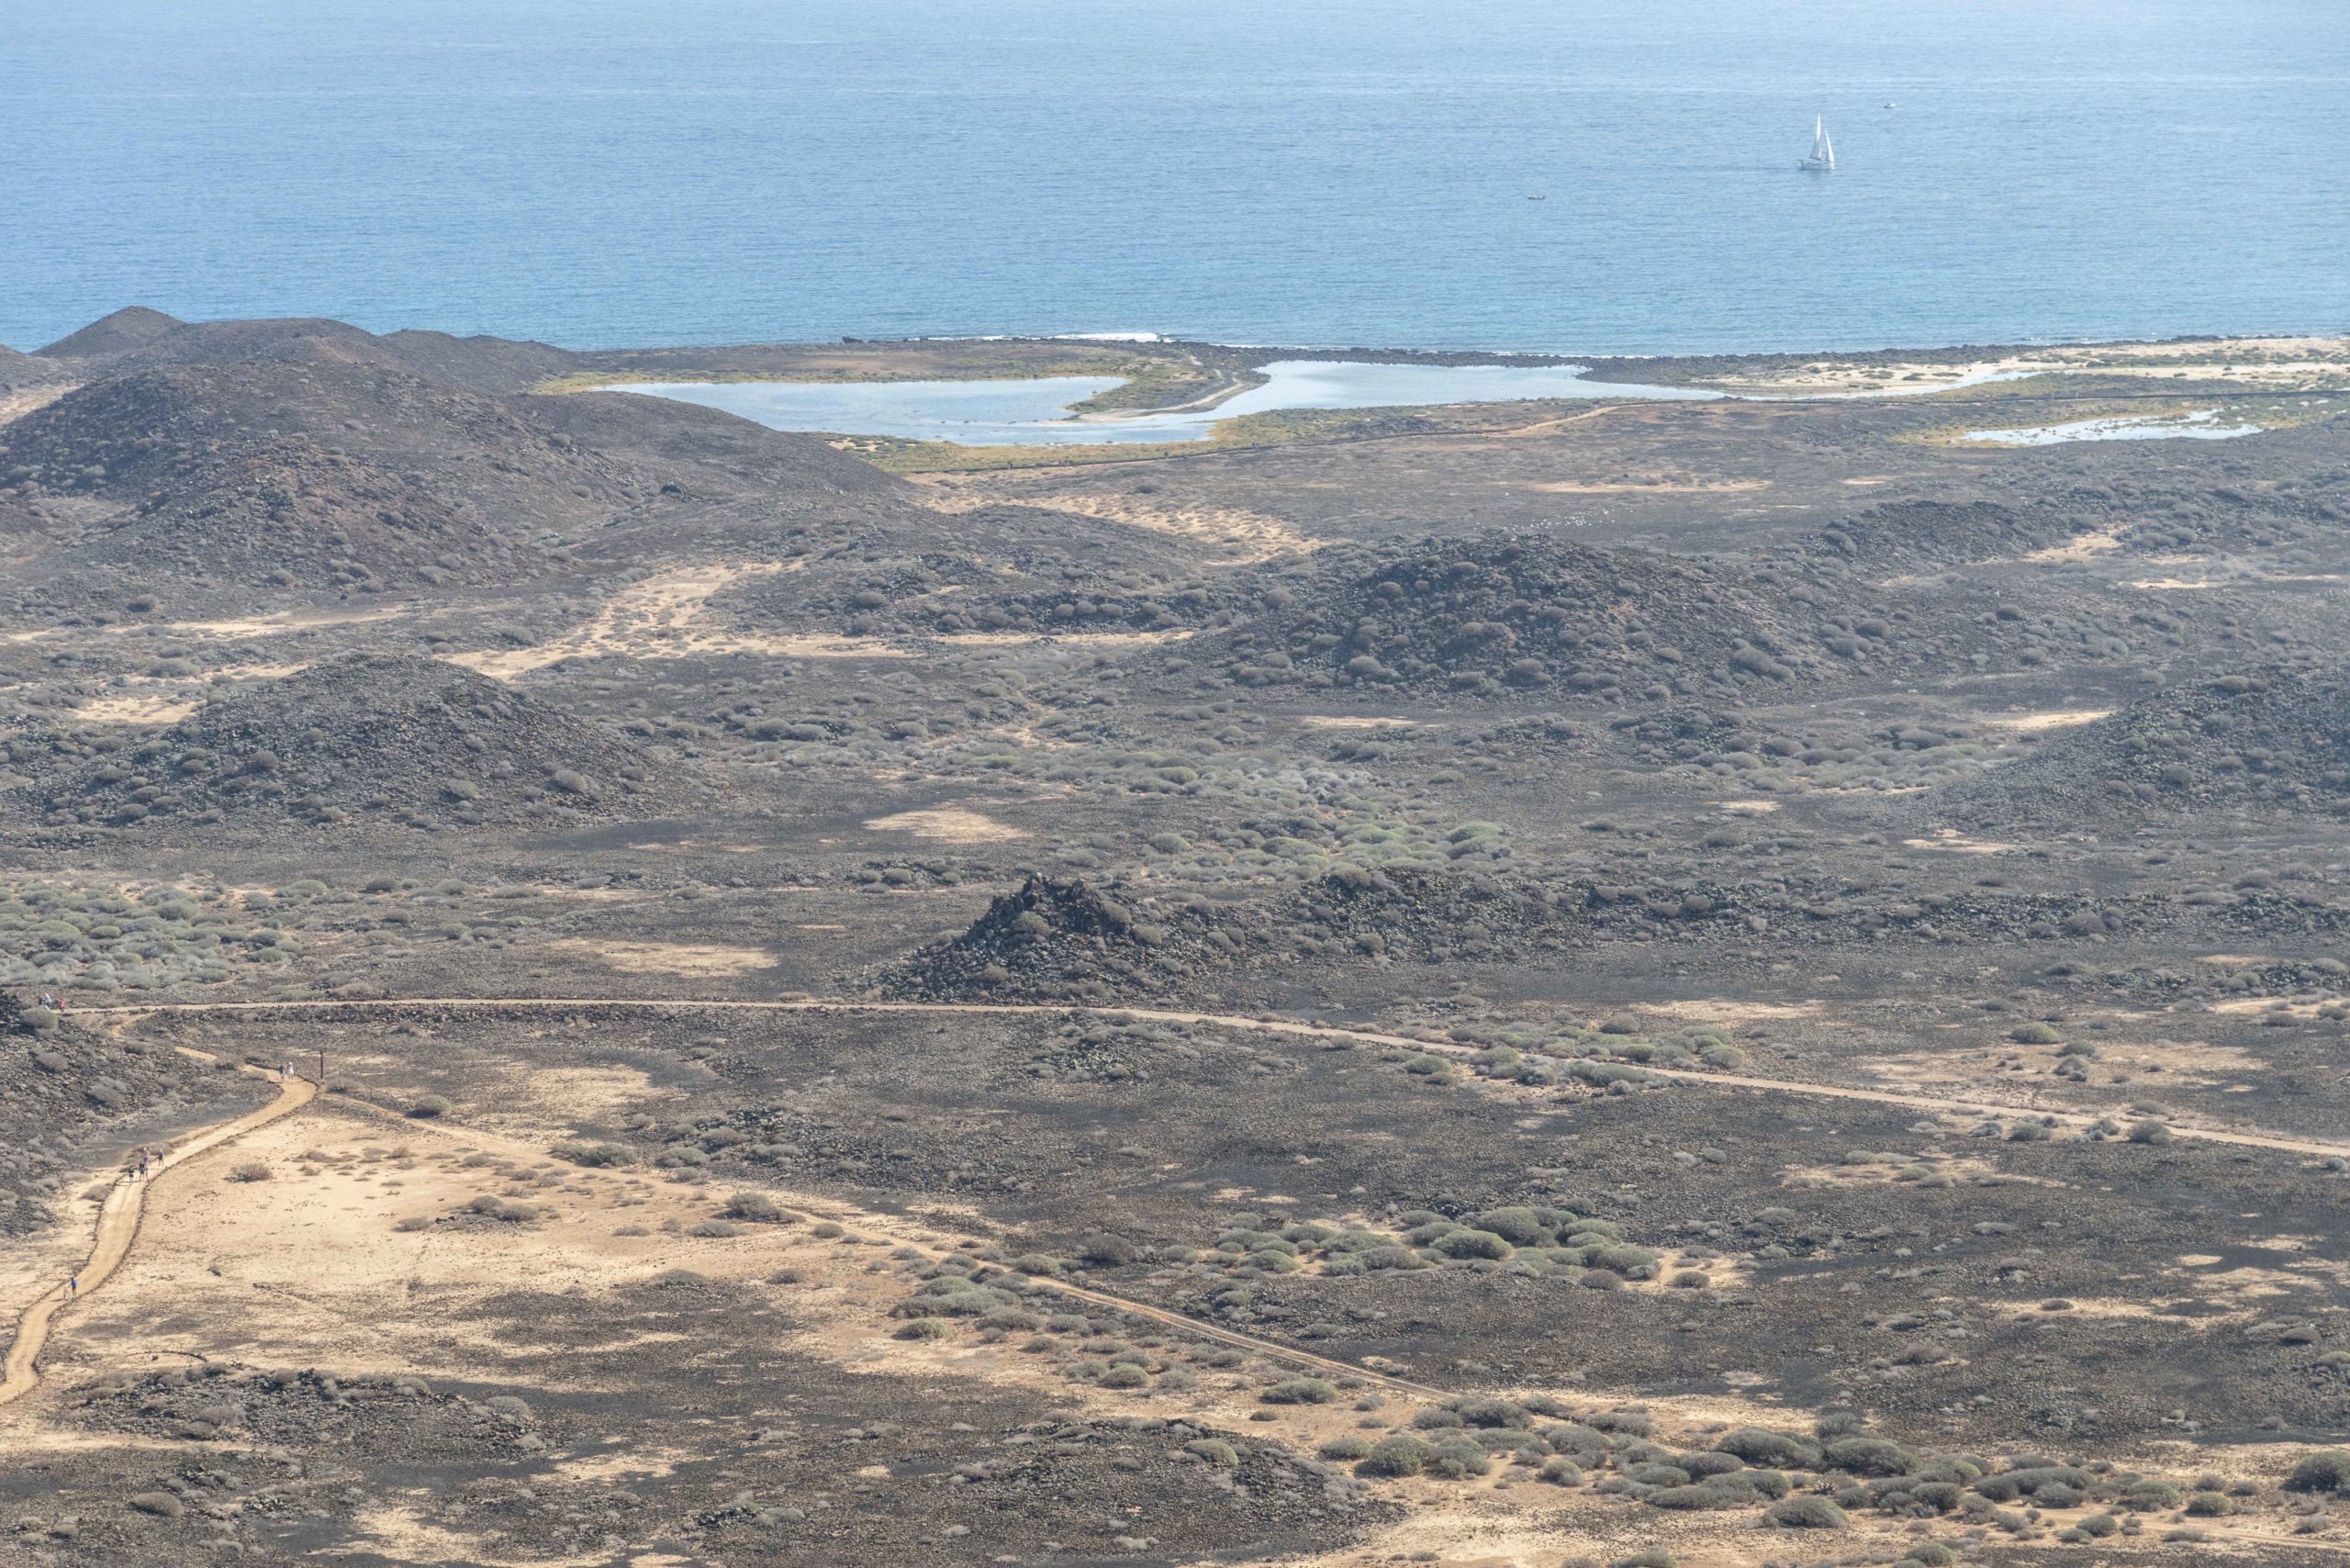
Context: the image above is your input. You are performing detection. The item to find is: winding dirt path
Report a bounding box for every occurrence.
[82,995,2350,1160]
[0,1062,316,1407]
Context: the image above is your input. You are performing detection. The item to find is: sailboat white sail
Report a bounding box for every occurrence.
[1800,115,1835,172]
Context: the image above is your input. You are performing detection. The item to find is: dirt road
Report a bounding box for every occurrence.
[83,994,2350,1160]
[0,1063,316,1407]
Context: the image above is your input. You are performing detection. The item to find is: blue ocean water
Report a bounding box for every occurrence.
[5,0,2345,355]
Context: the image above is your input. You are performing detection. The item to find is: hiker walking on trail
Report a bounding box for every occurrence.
[67,1274,78,1298]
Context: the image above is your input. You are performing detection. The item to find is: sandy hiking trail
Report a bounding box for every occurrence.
[79,995,2350,1161]
[0,1060,316,1407]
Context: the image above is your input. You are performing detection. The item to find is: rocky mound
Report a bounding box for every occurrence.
[2,1021,254,1238]
[39,308,578,395]
[519,388,906,501]
[737,503,1250,639]
[25,655,699,833]
[879,874,1257,1000]
[33,307,185,361]
[1788,499,2086,571]
[1922,666,2350,826]
[0,360,643,601]
[1180,534,1840,703]
[0,343,69,392]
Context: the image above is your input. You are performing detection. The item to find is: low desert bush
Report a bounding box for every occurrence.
[1358,1433,1436,1477]
[2287,1450,2350,1493]
[553,1140,633,1168]
[1765,1495,1851,1529]
[1262,1377,1338,1405]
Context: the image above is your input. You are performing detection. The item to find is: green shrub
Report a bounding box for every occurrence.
[553,1140,632,1168]
[1425,1437,1491,1479]
[2183,1490,2233,1517]
[1358,1434,1436,1477]
[1613,1552,1674,1568]
[1470,1206,1549,1246]
[1184,1438,1238,1467]
[407,1094,453,1119]
[1822,1437,1913,1476]
[1717,1427,1818,1468]
[2127,1119,2174,1145]
[1319,1436,1373,1461]
[895,1316,950,1340]
[1765,1495,1850,1529]
[1539,1456,1584,1485]
[1587,1243,1662,1278]
[2009,1023,2062,1044]
[2287,1450,2350,1493]
[1451,1397,1529,1428]
[722,1192,789,1222]
[1099,1363,1149,1388]
[1361,1245,1428,1271]
[2120,1480,2182,1510]
[1261,1377,1337,1405]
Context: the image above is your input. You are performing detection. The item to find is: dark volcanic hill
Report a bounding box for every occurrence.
[23,655,703,834]
[0,344,70,393]
[1920,665,2350,827]
[735,502,1251,638]
[39,308,578,396]
[878,874,1256,1001]
[0,361,610,600]
[33,307,186,362]
[0,334,952,610]
[1176,534,1838,704]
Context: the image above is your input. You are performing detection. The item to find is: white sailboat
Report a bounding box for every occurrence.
[1799,115,1835,173]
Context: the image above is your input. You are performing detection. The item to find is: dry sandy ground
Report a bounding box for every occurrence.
[910,475,1318,564]
[7,1041,2340,1568]
[451,561,1191,679]
[1686,335,2350,398]
[0,386,76,426]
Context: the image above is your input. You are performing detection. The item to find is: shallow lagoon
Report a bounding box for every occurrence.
[614,359,1718,446]
[1964,409,2263,445]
